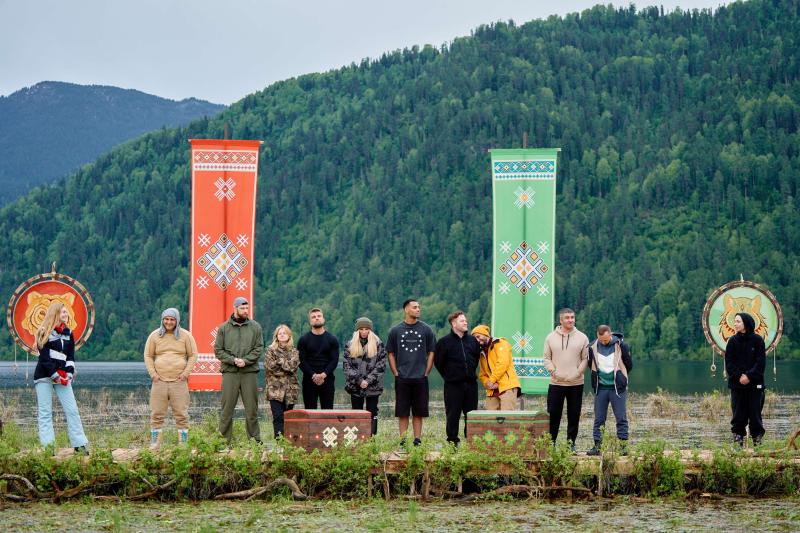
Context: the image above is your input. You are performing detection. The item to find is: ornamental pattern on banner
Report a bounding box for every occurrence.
[188,140,261,391]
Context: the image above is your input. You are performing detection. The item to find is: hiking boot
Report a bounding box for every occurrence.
[752,434,763,447]
[413,438,422,447]
[74,446,89,456]
[733,434,745,447]
[569,441,577,454]
[587,441,601,456]
[400,437,407,447]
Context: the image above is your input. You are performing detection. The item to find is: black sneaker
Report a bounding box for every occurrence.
[74,446,89,456]
[400,437,407,447]
[413,438,422,446]
[587,444,600,456]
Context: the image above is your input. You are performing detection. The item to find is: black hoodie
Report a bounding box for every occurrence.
[724,312,766,390]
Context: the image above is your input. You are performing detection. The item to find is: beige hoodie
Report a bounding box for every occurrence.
[543,326,589,386]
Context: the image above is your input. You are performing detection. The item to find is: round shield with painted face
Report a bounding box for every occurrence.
[6,268,95,354]
[701,280,783,355]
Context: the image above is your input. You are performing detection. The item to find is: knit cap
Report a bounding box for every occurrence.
[355,317,373,330]
[158,308,181,339]
[471,324,490,337]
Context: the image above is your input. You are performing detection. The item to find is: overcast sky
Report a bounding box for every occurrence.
[1,0,729,105]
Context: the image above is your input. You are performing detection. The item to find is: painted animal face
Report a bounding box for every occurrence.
[718,294,768,341]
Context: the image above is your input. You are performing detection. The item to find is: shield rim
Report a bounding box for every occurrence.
[701,279,783,356]
[6,270,95,354]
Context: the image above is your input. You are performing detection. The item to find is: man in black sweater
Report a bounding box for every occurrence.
[297,308,340,409]
[434,310,481,446]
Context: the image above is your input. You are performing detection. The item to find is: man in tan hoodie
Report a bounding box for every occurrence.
[543,308,589,450]
[144,308,198,449]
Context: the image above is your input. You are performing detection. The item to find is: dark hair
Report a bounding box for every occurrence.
[597,324,611,335]
[402,299,418,310]
[308,307,323,315]
[558,308,575,318]
[447,310,465,325]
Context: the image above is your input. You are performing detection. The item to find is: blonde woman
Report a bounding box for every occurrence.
[33,302,89,454]
[343,317,387,435]
[265,324,300,438]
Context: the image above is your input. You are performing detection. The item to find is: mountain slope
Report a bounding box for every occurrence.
[0,81,225,204]
[1,0,798,360]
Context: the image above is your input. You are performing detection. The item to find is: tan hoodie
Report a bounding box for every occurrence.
[543,326,589,386]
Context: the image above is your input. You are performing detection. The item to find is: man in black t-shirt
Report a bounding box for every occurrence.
[387,298,436,446]
[297,308,340,409]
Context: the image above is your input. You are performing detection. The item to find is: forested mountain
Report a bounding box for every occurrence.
[0,82,225,204]
[1,0,798,360]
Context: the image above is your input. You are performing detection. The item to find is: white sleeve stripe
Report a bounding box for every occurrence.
[65,361,75,368]
[49,350,67,361]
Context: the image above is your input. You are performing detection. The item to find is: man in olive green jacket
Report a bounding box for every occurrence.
[214,297,264,443]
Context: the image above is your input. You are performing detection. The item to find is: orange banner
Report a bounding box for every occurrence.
[188,139,261,391]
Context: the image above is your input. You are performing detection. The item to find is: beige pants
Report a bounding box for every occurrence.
[150,379,190,429]
[484,388,519,410]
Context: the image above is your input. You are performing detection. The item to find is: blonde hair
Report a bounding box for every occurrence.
[348,330,379,358]
[269,324,294,349]
[36,302,66,349]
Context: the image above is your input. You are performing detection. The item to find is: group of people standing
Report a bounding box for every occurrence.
[29,299,767,453]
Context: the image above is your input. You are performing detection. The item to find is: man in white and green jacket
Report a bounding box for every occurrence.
[587,324,633,456]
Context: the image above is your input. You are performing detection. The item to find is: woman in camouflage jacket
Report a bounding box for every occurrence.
[343,317,387,435]
[265,324,300,438]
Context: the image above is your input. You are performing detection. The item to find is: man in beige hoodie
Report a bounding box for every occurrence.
[543,308,589,450]
[144,308,198,449]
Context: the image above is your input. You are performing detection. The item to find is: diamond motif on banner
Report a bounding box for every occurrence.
[500,241,511,254]
[210,327,218,349]
[196,234,248,289]
[498,281,511,295]
[343,426,359,446]
[513,186,535,209]
[236,234,249,247]
[512,331,534,354]
[235,278,248,291]
[537,241,550,254]
[214,177,236,201]
[498,241,549,294]
[196,276,210,289]
[198,233,211,247]
[513,358,551,377]
[322,427,339,448]
[536,283,550,296]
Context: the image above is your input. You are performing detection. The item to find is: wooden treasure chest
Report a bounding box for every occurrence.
[466,410,549,451]
[284,409,372,450]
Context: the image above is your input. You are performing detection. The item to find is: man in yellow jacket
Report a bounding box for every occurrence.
[471,325,521,410]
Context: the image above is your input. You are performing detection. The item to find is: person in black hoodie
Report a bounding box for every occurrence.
[297,308,340,409]
[724,312,766,446]
[434,310,481,446]
[33,302,89,454]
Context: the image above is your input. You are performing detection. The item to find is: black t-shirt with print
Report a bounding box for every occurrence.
[387,320,436,380]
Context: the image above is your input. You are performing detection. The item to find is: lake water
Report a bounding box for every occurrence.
[2,360,799,394]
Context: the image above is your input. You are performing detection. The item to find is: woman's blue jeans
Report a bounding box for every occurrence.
[35,381,89,448]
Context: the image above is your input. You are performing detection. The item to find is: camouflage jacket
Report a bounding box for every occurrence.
[264,344,300,403]
[343,340,387,397]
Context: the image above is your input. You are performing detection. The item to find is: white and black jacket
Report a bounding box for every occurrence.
[34,327,76,382]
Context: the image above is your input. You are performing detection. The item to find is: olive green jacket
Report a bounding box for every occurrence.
[214,316,264,373]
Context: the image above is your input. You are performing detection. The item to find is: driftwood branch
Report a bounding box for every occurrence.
[787,429,800,450]
[214,478,307,501]
[0,474,44,500]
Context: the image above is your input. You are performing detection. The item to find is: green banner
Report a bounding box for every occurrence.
[490,149,559,395]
